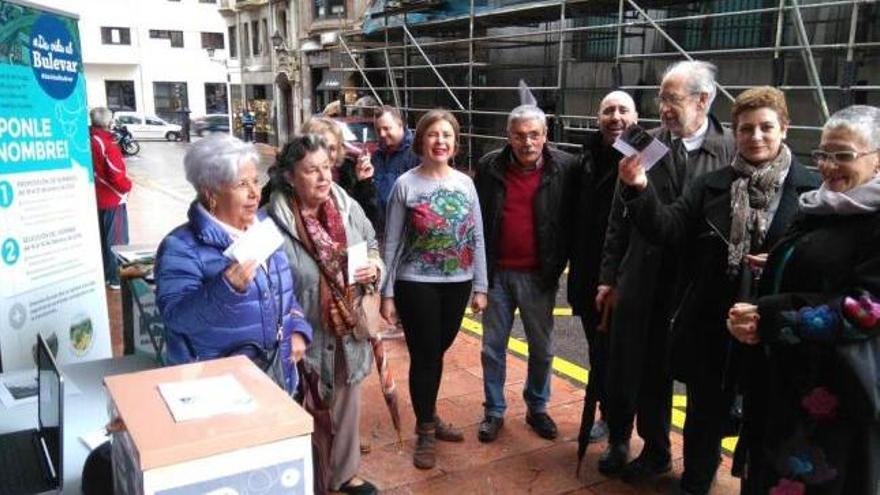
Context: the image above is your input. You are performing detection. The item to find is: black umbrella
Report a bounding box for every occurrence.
[576,300,613,476]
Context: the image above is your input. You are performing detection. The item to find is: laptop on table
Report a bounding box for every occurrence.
[0,334,64,495]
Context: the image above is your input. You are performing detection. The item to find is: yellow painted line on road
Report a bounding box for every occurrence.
[462,317,588,383]
[461,315,737,453]
[464,307,573,317]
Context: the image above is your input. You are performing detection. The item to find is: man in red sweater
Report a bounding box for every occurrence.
[473,105,578,442]
[89,107,132,289]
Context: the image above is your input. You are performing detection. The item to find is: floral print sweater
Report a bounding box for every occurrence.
[382,167,488,297]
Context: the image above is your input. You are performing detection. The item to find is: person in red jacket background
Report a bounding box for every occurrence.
[89,107,132,289]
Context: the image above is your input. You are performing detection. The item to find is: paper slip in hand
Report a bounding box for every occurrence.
[223,217,284,265]
[158,374,256,422]
[347,242,369,284]
[612,125,670,172]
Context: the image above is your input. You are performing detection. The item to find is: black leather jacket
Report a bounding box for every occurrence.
[474,144,579,291]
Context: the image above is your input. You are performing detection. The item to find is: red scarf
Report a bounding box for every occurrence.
[293,197,355,335]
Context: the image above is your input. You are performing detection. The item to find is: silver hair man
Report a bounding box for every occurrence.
[507,104,547,132]
[661,60,718,109]
[89,107,114,129]
[824,105,880,149]
[184,133,259,198]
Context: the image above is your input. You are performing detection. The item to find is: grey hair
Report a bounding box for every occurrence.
[824,105,880,150]
[89,107,113,128]
[599,90,637,115]
[507,104,547,132]
[184,134,259,197]
[662,60,718,108]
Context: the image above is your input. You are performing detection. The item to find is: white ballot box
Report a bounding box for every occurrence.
[104,356,313,495]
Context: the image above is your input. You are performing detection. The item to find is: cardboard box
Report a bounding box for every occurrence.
[105,356,313,494]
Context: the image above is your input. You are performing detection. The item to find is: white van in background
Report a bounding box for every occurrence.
[114,112,182,141]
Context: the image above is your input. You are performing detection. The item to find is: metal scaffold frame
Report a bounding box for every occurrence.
[330,0,879,165]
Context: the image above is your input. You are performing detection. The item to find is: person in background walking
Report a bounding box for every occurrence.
[241,108,255,142]
[89,106,132,290]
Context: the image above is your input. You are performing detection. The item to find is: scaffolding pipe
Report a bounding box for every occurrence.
[343,62,595,74]
[345,0,861,54]
[342,83,880,93]
[338,34,384,107]
[402,23,466,110]
[341,85,561,91]
[337,62,491,72]
[383,50,401,108]
[774,0,786,60]
[342,103,831,132]
[616,41,880,59]
[846,0,859,62]
[621,85,880,91]
[468,0,475,170]
[790,0,830,120]
[615,0,624,86]
[625,0,735,103]
[556,0,566,93]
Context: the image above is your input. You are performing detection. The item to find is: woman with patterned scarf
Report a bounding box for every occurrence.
[727,105,880,494]
[616,86,820,494]
[266,134,382,495]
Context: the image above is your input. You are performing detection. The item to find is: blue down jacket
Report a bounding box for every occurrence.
[155,201,312,393]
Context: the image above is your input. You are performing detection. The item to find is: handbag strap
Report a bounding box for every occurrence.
[268,257,284,349]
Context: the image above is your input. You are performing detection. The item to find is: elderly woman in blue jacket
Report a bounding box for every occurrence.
[156,134,312,394]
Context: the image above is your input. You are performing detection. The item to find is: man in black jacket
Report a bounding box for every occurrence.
[474,105,578,442]
[597,61,735,482]
[568,90,639,445]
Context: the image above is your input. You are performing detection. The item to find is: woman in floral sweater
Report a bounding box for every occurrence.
[727,105,880,494]
[381,109,488,470]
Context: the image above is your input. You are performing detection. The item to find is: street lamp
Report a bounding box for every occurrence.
[204,48,233,136]
[271,30,286,52]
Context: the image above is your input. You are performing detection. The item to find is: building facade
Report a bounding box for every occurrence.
[47,0,232,125]
[219,0,299,145]
[297,0,370,119]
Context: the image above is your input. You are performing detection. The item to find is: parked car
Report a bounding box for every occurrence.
[114,112,182,141]
[333,117,378,159]
[192,114,230,136]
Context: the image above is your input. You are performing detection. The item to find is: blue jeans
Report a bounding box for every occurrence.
[481,269,556,417]
[99,204,129,285]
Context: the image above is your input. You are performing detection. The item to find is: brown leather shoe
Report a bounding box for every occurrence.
[434,415,464,442]
[413,422,437,469]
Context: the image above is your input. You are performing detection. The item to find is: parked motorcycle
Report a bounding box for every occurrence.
[112,124,140,156]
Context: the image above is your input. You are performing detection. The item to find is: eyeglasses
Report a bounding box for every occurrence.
[654,93,697,107]
[231,176,268,191]
[810,149,879,165]
[510,131,544,143]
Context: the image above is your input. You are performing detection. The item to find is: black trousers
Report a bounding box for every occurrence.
[604,308,672,458]
[681,374,736,494]
[394,280,472,424]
